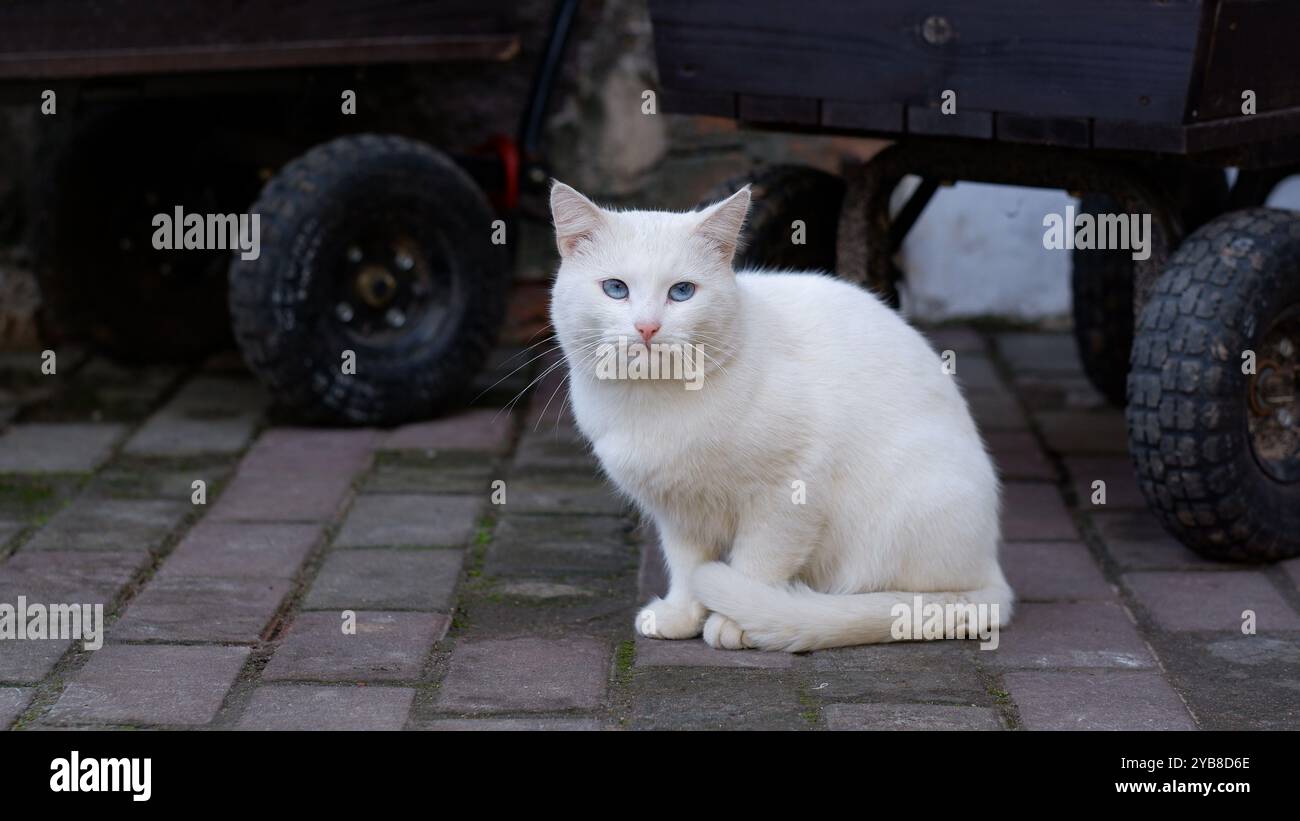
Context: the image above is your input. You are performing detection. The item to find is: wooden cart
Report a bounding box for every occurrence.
[649,0,1300,562]
[0,0,578,426]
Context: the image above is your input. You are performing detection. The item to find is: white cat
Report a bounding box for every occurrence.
[548,181,1012,652]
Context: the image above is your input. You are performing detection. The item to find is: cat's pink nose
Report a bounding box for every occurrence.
[634,321,661,345]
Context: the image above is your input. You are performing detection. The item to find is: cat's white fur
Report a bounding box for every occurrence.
[548,181,1012,652]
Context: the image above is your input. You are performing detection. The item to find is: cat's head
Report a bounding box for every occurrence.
[547,181,750,381]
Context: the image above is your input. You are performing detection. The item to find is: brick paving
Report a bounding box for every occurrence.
[1,329,1299,731]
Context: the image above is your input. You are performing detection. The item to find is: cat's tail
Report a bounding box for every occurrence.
[692,562,1013,653]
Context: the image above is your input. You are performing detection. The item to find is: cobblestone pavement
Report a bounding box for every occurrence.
[2,328,1299,731]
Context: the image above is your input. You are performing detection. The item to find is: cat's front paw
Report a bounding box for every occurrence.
[703,612,753,650]
[636,598,706,640]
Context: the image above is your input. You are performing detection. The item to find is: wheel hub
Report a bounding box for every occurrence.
[333,235,442,338]
[356,265,398,308]
[1247,306,1300,483]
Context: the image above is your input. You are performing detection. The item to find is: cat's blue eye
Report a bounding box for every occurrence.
[668,281,696,302]
[602,279,629,299]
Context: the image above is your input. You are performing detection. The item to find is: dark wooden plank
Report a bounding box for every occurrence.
[1088,106,1300,155]
[995,113,1091,148]
[0,36,520,79]
[658,88,735,118]
[1192,0,1300,121]
[738,94,818,125]
[820,100,903,132]
[1185,105,1300,153]
[0,0,515,45]
[650,0,1204,125]
[907,106,993,140]
[1223,136,1300,171]
[0,0,519,77]
[1092,119,1187,153]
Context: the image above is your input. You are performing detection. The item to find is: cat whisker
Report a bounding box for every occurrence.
[553,373,576,439]
[494,332,562,370]
[473,343,566,403]
[495,327,610,370]
[533,366,571,433]
[496,339,603,423]
[695,347,731,380]
[474,332,610,403]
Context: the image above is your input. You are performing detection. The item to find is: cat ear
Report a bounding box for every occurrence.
[550,181,606,258]
[693,185,751,263]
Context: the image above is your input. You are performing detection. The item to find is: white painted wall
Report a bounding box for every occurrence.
[894,178,1075,323]
[897,172,1300,324]
[1267,174,1300,209]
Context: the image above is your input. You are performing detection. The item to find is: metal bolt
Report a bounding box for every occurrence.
[1279,338,1294,357]
[395,251,415,272]
[1279,408,1294,428]
[385,307,406,328]
[921,15,953,45]
[335,302,355,322]
[346,246,363,263]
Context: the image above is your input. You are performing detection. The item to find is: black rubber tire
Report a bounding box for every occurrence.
[1070,193,1137,406]
[701,165,844,271]
[229,134,509,426]
[1071,170,1229,406]
[33,103,263,362]
[1127,207,1300,562]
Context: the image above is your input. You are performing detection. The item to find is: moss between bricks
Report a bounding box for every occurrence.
[0,475,80,529]
[0,478,56,507]
[464,518,493,581]
[796,684,822,726]
[984,681,1021,730]
[614,639,635,686]
[23,383,158,422]
[450,516,497,632]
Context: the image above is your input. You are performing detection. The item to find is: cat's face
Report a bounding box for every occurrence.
[548,182,750,379]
